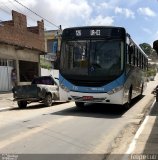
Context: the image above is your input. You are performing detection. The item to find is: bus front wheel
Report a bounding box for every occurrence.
[125,89,132,109]
[75,102,84,109]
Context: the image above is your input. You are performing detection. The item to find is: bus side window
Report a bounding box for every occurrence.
[133,46,136,66]
[136,49,139,67]
[142,55,144,70]
[139,53,142,69]
[138,52,140,68]
[134,46,138,66]
[128,45,134,65]
[127,44,129,64]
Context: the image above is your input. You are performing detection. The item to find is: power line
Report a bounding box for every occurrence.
[0,5,11,15]
[0,2,33,27]
[0,18,5,24]
[0,2,12,13]
[7,0,36,27]
[13,0,60,29]
[11,1,55,29]
[8,0,23,14]
[0,0,60,30]
[7,0,54,29]
[0,1,54,30]
[0,18,4,22]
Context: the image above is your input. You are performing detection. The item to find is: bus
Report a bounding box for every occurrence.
[59,26,148,108]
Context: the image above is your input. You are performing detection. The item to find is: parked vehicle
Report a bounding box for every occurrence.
[13,76,59,108]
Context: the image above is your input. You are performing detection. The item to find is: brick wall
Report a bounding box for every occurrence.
[0,10,45,52]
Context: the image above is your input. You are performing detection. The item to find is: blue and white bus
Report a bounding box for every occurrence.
[59,26,148,108]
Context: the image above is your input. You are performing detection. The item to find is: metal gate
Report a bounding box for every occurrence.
[0,59,14,92]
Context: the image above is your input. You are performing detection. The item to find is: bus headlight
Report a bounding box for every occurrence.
[107,85,123,95]
[60,84,70,92]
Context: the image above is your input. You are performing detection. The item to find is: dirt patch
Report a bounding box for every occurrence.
[105,98,155,160]
[106,123,139,160]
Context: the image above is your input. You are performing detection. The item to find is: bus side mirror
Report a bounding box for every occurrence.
[153,40,158,55]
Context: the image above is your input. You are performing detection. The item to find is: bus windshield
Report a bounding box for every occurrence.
[60,39,124,81]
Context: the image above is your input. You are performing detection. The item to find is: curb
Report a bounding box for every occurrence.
[122,100,156,159]
[0,107,16,112]
[106,95,155,159]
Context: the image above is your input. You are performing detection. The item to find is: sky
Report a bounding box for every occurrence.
[0,0,158,46]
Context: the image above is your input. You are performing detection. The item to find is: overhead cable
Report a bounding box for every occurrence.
[13,0,60,29]
[0,6,11,14]
[7,0,54,29]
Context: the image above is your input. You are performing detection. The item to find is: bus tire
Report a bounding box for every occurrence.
[17,101,27,109]
[125,88,132,109]
[156,93,158,102]
[75,102,84,108]
[140,84,144,96]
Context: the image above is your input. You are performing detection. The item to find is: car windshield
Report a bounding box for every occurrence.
[32,77,54,85]
[60,39,124,80]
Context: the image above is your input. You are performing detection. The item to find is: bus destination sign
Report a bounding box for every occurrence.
[76,29,101,36]
[62,27,125,40]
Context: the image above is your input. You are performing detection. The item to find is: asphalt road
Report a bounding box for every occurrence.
[0,78,157,158]
[0,98,153,155]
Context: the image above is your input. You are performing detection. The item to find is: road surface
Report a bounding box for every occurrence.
[0,78,157,160]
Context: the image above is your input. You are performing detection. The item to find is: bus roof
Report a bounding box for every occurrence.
[63,26,125,30]
[127,34,148,59]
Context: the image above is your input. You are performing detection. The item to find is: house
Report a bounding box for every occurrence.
[0,10,45,91]
[42,29,62,69]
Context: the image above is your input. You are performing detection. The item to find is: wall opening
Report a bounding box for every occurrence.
[19,60,38,82]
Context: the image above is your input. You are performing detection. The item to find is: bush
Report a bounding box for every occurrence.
[146,69,156,77]
[40,58,52,70]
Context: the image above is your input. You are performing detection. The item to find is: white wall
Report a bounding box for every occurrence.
[41,68,59,79]
[0,66,13,91]
[0,67,59,92]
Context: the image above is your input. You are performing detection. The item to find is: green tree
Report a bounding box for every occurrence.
[40,57,52,70]
[139,43,152,55]
[139,43,157,61]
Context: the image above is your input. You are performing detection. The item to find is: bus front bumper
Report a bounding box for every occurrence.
[67,90,125,105]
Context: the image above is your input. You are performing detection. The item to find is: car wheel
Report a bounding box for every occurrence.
[17,101,27,108]
[44,94,52,107]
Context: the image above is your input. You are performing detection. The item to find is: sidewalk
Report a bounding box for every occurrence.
[128,75,158,158]
[0,92,16,111]
[130,101,158,155]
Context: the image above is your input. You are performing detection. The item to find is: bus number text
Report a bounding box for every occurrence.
[90,30,100,36]
[76,30,81,36]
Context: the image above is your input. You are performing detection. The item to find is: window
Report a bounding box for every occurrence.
[0,59,15,67]
[132,46,135,66]
[61,40,124,78]
[136,49,139,67]
[139,51,142,68]
[128,45,134,65]
[47,39,58,53]
[0,59,7,66]
[142,55,144,69]
[32,76,54,85]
